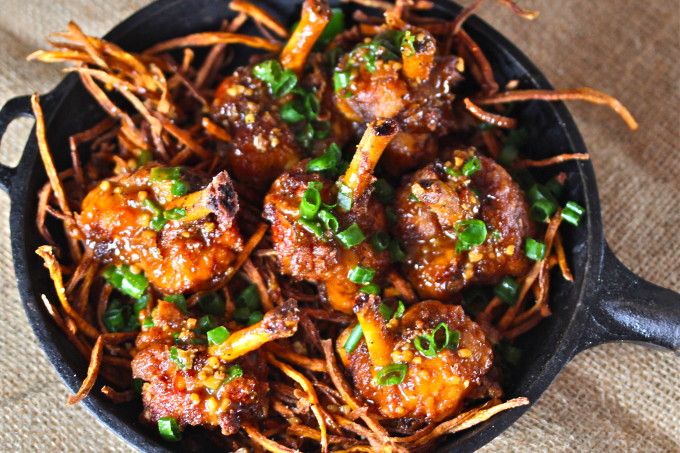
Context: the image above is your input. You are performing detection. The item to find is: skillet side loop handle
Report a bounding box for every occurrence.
[0,95,34,193]
[586,242,680,354]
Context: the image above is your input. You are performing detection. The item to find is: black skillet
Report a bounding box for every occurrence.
[0,0,678,451]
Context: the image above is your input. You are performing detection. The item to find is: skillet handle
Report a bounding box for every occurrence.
[582,242,680,354]
[0,95,34,193]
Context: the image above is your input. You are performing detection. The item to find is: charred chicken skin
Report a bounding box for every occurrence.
[338,294,493,421]
[77,165,243,295]
[393,148,536,301]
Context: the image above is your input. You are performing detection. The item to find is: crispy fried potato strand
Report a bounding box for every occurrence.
[464,97,517,128]
[230,0,290,39]
[144,32,281,55]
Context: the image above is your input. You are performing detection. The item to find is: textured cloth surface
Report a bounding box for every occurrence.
[0,1,678,452]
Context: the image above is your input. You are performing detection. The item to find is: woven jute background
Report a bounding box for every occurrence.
[0,1,677,451]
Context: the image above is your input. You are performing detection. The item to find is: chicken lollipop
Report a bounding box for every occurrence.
[264,118,398,313]
[393,148,536,301]
[333,13,464,174]
[77,165,242,295]
[212,0,352,187]
[337,294,493,421]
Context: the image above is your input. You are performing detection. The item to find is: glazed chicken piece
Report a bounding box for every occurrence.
[132,299,299,435]
[337,294,493,421]
[77,165,242,295]
[211,0,353,187]
[333,16,463,174]
[264,119,398,314]
[393,148,535,301]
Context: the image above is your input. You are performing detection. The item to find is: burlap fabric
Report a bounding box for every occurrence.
[0,1,677,451]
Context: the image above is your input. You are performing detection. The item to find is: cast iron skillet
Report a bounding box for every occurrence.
[0,0,678,451]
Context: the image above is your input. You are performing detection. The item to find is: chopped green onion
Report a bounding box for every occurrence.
[337,183,353,211]
[163,208,186,220]
[236,285,261,311]
[379,303,393,320]
[318,8,345,46]
[158,417,182,442]
[224,365,244,383]
[198,315,215,334]
[164,294,187,314]
[273,69,297,97]
[138,149,153,166]
[370,231,390,253]
[133,377,145,394]
[372,179,394,204]
[318,209,339,232]
[461,156,482,176]
[334,70,351,92]
[313,120,332,139]
[304,92,320,119]
[409,193,420,202]
[359,283,380,294]
[414,333,436,357]
[448,330,461,350]
[308,181,324,190]
[562,201,585,226]
[463,287,492,316]
[103,306,125,333]
[300,188,322,219]
[207,326,230,345]
[281,100,305,123]
[252,60,282,84]
[494,276,520,305]
[388,239,406,262]
[530,199,557,222]
[544,179,564,199]
[386,208,398,224]
[142,317,154,329]
[455,219,487,252]
[298,218,325,237]
[376,363,407,386]
[510,168,536,191]
[198,292,225,316]
[307,143,342,172]
[348,266,376,285]
[233,307,251,325]
[247,311,264,326]
[150,166,182,182]
[170,179,188,197]
[525,238,546,261]
[400,30,416,57]
[343,323,364,353]
[150,217,167,232]
[498,145,518,167]
[336,223,365,248]
[446,167,462,177]
[103,265,148,300]
[133,295,149,315]
[393,300,405,319]
[431,323,455,350]
[142,198,162,217]
[496,339,522,365]
[169,346,189,370]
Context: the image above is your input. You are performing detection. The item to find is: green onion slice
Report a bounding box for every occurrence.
[318,209,339,232]
[224,365,244,383]
[336,223,365,248]
[207,326,230,345]
[359,283,380,294]
[372,179,395,204]
[150,166,181,182]
[169,346,189,370]
[164,294,187,314]
[337,183,353,211]
[281,100,306,123]
[461,156,482,176]
[376,363,408,386]
[343,323,363,353]
[494,276,520,305]
[198,292,225,316]
[298,218,325,238]
[347,266,376,285]
[456,219,487,252]
[561,201,585,226]
[158,417,182,442]
[525,238,546,261]
[414,334,437,357]
[307,143,342,172]
[370,231,390,252]
[300,188,322,219]
[170,180,188,197]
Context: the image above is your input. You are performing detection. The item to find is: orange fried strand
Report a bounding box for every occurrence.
[267,353,328,453]
[515,153,590,167]
[554,232,574,281]
[243,422,300,453]
[230,0,290,38]
[143,32,281,55]
[463,97,517,128]
[67,332,137,405]
[36,246,100,340]
[476,88,638,130]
